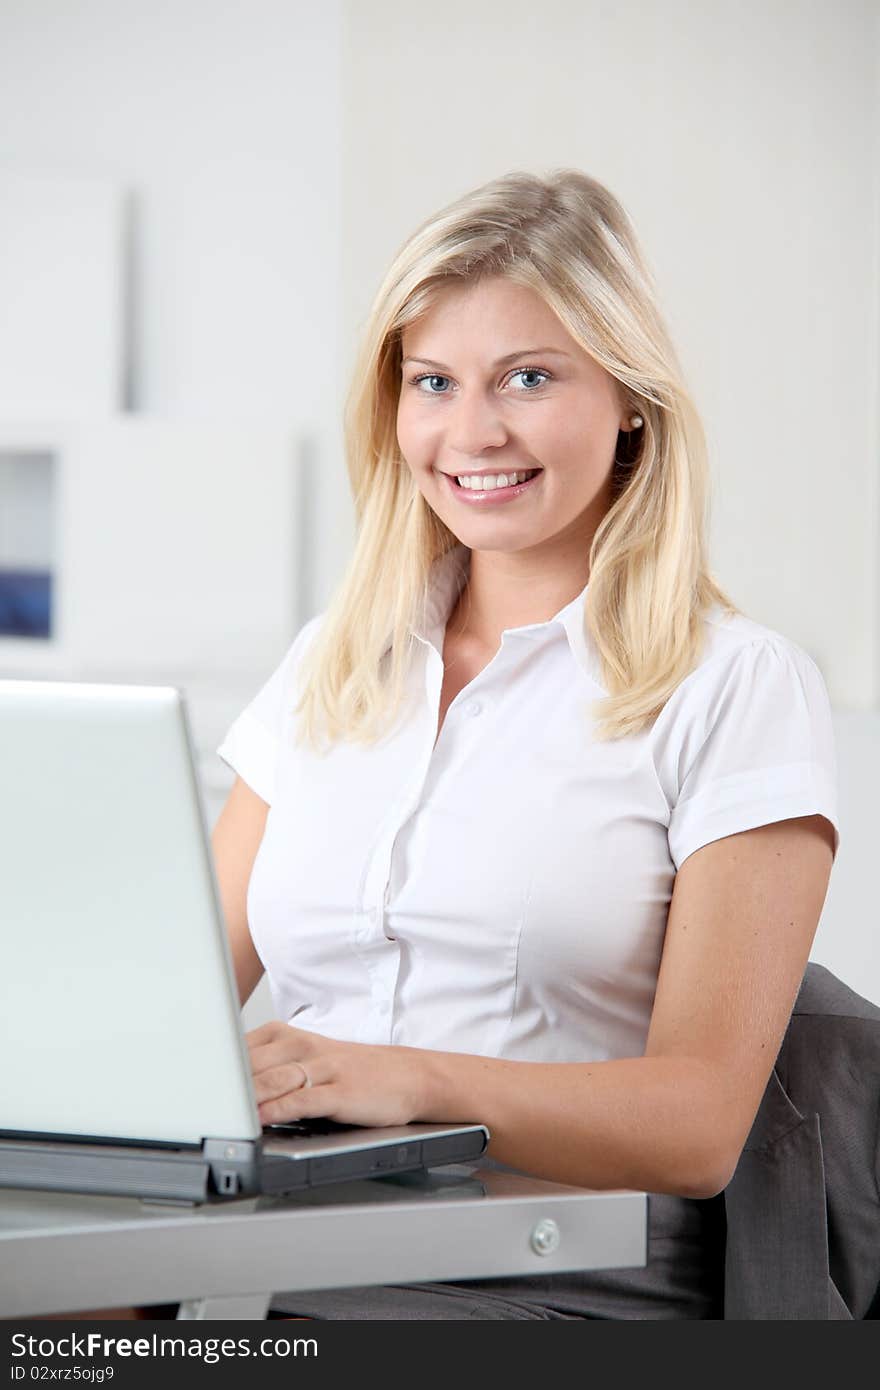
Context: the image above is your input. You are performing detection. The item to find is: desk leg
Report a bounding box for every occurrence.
[176,1293,271,1320]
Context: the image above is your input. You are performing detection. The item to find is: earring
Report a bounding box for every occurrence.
[629,415,643,429]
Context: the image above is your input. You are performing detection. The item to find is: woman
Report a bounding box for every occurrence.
[213,168,839,1319]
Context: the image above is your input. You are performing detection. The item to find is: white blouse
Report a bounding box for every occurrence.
[217,542,840,1063]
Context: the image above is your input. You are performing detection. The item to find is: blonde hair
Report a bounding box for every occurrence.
[294,167,743,751]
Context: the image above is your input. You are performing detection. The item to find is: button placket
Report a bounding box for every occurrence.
[368,950,398,1041]
[358,647,442,918]
[360,709,437,1039]
[353,925,399,1043]
[359,646,497,1040]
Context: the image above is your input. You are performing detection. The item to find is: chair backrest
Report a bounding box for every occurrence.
[722,963,880,1319]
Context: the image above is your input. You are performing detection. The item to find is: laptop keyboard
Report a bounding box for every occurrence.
[263,1118,359,1137]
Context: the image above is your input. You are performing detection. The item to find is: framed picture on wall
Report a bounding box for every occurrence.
[0,424,70,676]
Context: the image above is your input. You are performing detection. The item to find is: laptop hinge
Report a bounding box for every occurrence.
[202,1138,260,1197]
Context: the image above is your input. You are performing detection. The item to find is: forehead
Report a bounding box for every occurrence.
[401,277,571,354]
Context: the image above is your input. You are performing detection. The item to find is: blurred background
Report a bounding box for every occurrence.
[0,0,877,1016]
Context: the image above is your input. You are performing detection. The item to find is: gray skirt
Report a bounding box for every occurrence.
[267,1187,727,1321]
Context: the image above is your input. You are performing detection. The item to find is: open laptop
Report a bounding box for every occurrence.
[0,678,488,1204]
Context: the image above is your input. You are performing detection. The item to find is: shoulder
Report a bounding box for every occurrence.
[278,612,327,684]
[218,612,327,753]
[651,605,839,869]
[661,605,829,729]
[252,612,327,712]
[696,603,818,679]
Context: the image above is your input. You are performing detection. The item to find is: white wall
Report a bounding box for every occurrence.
[0,171,124,417]
[0,0,353,607]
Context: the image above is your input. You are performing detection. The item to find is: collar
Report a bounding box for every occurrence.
[412,543,606,691]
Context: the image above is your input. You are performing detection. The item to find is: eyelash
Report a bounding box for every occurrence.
[408,366,553,396]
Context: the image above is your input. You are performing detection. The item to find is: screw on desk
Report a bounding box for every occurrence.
[530,1218,561,1255]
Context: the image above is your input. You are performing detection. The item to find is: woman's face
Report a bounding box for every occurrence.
[396,276,631,561]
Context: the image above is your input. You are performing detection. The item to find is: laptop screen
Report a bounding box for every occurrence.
[0,680,261,1147]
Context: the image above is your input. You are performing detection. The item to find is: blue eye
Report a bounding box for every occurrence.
[409,367,552,395]
[509,368,551,391]
[412,374,452,395]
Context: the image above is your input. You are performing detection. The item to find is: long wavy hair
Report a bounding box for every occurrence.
[293,167,743,752]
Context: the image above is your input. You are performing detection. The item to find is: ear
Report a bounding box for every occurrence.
[615,386,639,433]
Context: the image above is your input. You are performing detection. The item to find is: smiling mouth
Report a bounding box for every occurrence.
[440,467,544,504]
[449,468,542,490]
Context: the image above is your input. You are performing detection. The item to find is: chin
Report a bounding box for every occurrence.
[449,527,546,555]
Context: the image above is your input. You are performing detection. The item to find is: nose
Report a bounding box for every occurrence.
[445,390,509,458]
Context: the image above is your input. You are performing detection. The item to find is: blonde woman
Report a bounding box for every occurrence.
[212,169,839,1320]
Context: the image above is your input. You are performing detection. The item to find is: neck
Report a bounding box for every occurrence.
[448,543,591,652]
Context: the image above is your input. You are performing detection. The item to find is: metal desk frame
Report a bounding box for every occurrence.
[0,1166,647,1320]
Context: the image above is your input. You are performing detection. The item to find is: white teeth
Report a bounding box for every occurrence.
[456,469,536,490]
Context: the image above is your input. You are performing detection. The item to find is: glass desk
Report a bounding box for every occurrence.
[0,1165,647,1320]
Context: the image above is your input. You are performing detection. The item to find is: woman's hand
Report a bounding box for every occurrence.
[246,1021,432,1128]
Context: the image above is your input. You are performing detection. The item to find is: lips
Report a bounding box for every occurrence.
[453,467,541,489]
[441,468,543,504]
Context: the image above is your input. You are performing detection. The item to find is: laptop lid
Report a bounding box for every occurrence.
[0,678,489,1202]
[0,678,262,1148]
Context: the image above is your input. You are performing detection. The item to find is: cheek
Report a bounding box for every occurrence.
[396,399,420,461]
[395,410,429,494]
[551,408,618,471]
[396,402,438,468]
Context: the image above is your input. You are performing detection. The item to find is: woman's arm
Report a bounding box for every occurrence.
[248,813,835,1200]
[211,775,269,1007]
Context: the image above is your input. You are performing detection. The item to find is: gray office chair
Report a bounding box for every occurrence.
[721,963,880,1319]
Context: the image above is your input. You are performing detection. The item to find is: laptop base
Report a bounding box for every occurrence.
[0,1123,489,1204]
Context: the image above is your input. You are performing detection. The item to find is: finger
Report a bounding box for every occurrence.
[259,1083,339,1126]
[252,1061,313,1105]
[248,1039,303,1075]
[245,1021,288,1050]
[246,1021,310,1051]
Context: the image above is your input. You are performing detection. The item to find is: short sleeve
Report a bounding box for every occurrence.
[216,614,324,804]
[664,637,841,873]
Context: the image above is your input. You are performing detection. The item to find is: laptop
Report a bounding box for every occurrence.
[0,678,488,1204]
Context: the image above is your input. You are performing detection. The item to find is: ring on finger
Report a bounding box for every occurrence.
[297,1062,312,1089]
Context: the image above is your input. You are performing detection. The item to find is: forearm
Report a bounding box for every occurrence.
[417,1049,739,1199]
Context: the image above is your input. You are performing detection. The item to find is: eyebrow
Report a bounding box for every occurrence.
[401,347,572,370]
